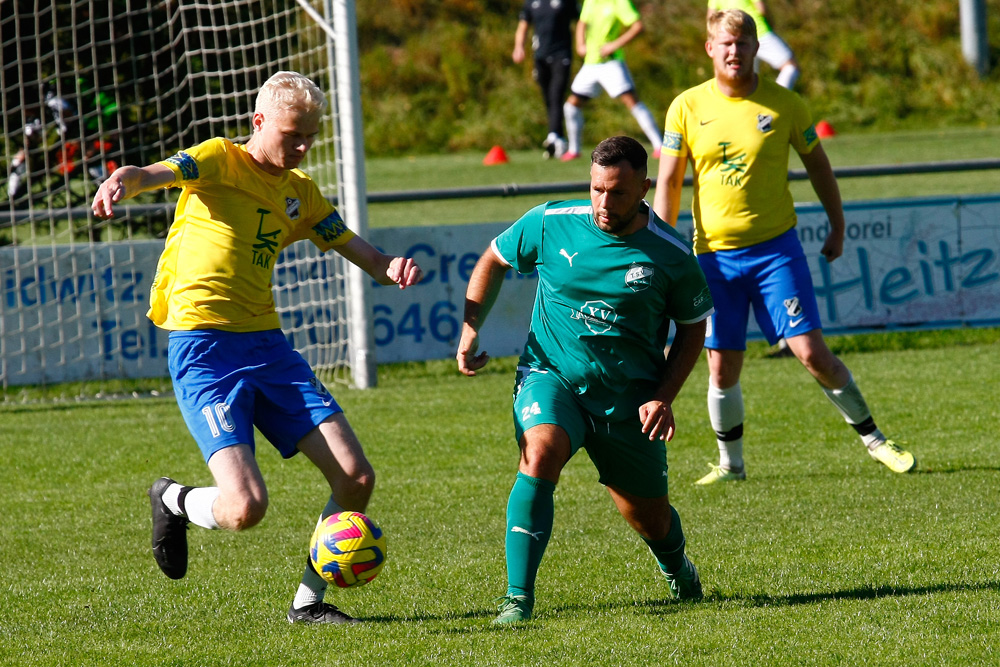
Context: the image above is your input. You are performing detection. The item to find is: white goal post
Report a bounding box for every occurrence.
[0,0,374,397]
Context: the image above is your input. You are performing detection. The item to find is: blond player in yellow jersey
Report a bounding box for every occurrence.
[706,0,799,89]
[92,71,422,624]
[654,10,915,485]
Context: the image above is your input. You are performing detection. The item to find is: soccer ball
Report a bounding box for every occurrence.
[309,511,387,588]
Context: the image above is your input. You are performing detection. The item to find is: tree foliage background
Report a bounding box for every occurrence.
[356,0,1000,155]
[2,0,998,163]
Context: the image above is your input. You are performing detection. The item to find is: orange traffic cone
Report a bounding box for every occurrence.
[815,120,836,138]
[483,145,509,165]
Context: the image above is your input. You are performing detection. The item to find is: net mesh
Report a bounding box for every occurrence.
[1,0,354,399]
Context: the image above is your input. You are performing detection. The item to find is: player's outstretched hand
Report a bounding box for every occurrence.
[456,326,489,377]
[639,399,675,442]
[387,256,422,289]
[91,171,127,219]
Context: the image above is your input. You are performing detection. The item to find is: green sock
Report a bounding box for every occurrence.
[505,472,555,599]
[642,505,687,575]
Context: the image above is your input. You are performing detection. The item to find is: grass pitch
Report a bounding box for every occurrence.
[1,330,998,666]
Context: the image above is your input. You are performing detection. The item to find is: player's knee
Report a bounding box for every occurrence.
[341,463,376,501]
[225,495,269,531]
[795,343,838,377]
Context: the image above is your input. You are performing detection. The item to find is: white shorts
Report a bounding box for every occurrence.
[569,60,636,99]
[755,31,794,70]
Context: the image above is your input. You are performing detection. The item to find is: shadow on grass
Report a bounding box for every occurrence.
[702,579,1000,609]
[763,464,1000,481]
[912,466,1000,475]
[357,580,1000,627]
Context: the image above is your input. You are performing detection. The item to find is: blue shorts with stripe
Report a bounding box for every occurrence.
[167,329,341,463]
[697,228,822,350]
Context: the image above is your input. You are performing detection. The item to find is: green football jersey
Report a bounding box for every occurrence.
[493,200,714,420]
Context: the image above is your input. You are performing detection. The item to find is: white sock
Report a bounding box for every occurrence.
[629,102,662,151]
[861,430,887,450]
[293,495,345,609]
[776,64,800,89]
[184,487,221,530]
[821,374,871,425]
[161,482,185,515]
[564,101,583,154]
[708,381,745,471]
[821,375,886,450]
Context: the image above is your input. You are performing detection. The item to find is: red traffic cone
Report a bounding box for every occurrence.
[483,145,509,165]
[815,120,836,139]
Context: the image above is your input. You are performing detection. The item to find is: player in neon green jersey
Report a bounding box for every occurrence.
[561,0,663,161]
[654,10,915,485]
[92,71,422,624]
[458,136,713,623]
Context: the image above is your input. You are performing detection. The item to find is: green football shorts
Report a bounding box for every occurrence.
[512,367,669,498]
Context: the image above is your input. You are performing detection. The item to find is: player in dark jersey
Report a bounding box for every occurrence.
[513,0,580,158]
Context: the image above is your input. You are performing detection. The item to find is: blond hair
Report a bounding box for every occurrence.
[707,8,758,42]
[254,71,327,117]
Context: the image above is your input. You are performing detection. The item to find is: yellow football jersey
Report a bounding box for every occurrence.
[662,78,818,254]
[149,138,355,332]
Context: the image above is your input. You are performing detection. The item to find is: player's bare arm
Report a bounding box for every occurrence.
[335,236,423,288]
[640,319,707,441]
[457,248,509,376]
[513,19,529,63]
[599,20,643,59]
[653,153,686,227]
[799,143,846,262]
[575,20,588,57]
[91,163,175,219]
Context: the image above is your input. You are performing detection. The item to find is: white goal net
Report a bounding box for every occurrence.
[1,0,372,399]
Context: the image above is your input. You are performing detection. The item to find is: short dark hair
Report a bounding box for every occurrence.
[591,136,647,173]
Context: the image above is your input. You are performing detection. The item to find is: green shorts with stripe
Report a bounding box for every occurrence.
[512,366,669,498]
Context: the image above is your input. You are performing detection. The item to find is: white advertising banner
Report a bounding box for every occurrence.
[2,195,998,384]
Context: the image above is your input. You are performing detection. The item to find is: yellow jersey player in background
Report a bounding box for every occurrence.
[706,0,799,89]
[92,71,423,624]
[654,10,915,485]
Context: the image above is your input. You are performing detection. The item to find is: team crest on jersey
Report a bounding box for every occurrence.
[757,114,773,133]
[285,197,301,220]
[165,151,198,180]
[570,299,618,334]
[783,297,802,317]
[625,263,653,292]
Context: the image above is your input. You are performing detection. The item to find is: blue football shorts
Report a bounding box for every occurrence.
[167,329,341,463]
[697,228,823,350]
[512,366,669,498]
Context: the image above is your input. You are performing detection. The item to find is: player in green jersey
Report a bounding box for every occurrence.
[458,136,714,623]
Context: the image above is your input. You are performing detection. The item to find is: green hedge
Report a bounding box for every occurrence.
[357,0,1000,155]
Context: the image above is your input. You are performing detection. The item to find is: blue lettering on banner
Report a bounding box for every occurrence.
[92,320,165,361]
[373,301,460,347]
[3,266,144,309]
[813,241,998,321]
